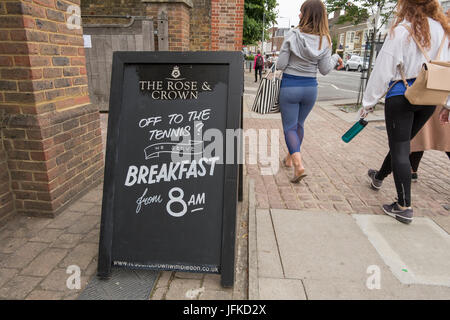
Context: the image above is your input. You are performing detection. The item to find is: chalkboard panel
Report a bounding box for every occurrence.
[97,52,243,287]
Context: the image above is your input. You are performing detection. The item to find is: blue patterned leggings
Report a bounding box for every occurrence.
[279,75,318,154]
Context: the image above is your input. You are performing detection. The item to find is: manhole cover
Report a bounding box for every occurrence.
[77,268,159,300]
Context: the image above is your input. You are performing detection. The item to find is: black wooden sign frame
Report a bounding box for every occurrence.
[97,52,243,288]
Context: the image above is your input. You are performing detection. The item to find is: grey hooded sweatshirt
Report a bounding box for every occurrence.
[276,28,340,78]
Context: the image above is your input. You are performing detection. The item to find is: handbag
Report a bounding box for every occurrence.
[251,67,282,114]
[397,24,450,106]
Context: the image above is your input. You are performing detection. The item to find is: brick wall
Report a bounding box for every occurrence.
[0,129,14,224]
[81,0,145,25]
[0,0,103,219]
[211,0,244,51]
[81,0,145,16]
[190,0,211,51]
[80,0,244,52]
[144,1,192,52]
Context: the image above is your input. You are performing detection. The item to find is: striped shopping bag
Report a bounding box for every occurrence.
[251,70,281,114]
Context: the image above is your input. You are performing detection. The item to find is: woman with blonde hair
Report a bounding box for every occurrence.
[363,0,450,224]
[276,0,343,183]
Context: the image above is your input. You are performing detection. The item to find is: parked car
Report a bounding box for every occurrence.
[344,55,373,72]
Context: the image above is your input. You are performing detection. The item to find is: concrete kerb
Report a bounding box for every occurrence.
[248,178,259,300]
[318,99,385,123]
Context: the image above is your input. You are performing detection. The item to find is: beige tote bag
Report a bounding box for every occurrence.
[399,24,450,106]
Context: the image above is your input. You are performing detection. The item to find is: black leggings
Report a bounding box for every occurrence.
[410,151,450,172]
[375,96,436,207]
[255,66,263,81]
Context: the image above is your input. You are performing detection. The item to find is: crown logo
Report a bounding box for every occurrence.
[171,66,181,79]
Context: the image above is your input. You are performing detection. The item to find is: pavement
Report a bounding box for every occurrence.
[244,72,450,299]
[0,112,249,300]
[0,70,449,300]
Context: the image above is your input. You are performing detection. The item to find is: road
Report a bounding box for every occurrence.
[244,68,365,102]
[317,69,363,101]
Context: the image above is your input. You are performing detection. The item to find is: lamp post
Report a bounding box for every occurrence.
[262,9,265,54]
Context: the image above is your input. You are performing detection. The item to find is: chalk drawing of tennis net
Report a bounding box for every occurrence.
[144,140,204,160]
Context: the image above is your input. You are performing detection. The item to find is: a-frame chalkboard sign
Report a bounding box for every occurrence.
[97,52,243,287]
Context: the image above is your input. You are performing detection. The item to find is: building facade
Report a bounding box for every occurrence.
[335,23,372,60]
[80,0,244,52]
[266,27,290,53]
[440,0,450,12]
[0,0,244,224]
[330,0,449,60]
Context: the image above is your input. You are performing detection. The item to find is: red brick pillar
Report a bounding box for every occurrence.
[211,0,244,51]
[142,0,193,51]
[0,133,14,224]
[0,0,103,219]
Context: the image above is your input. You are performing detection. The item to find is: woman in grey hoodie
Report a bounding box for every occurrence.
[276,0,343,183]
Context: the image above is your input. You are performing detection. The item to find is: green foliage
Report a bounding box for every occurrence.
[332,36,338,53]
[244,0,278,45]
[325,0,397,29]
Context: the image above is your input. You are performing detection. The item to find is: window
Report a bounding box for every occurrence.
[339,33,345,45]
[350,32,355,43]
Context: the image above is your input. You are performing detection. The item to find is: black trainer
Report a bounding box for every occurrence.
[368,169,383,190]
[411,172,418,182]
[382,202,413,224]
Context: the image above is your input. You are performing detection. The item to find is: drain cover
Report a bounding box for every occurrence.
[77,268,159,300]
[375,126,386,131]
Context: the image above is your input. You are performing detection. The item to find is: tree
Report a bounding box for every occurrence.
[326,1,396,76]
[325,1,397,29]
[332,35,338,54]
[244,0,278,46]
[326,1,397,107]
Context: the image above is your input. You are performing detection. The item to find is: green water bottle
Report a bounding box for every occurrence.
[342,119,368,143]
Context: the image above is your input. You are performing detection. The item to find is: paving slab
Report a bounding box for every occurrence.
[0,237,28,254]
[51,233,84,249]
[21,248,68,277]
[58,242,97,270]
[29,228,64,243]
[203,274,232,292]
[199,290,233,300]
[258,278,307,300]
[165,278,203,300]
[432,216,450,234]
[270,209,391,282]
[353,214,450,287]
[0,242,48,269]
[0,275,42,299]
[303,278,397,300]
[0,268,18,287]
[256,209,284,278]
[258,209,450,299]
[25,290,66,300]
